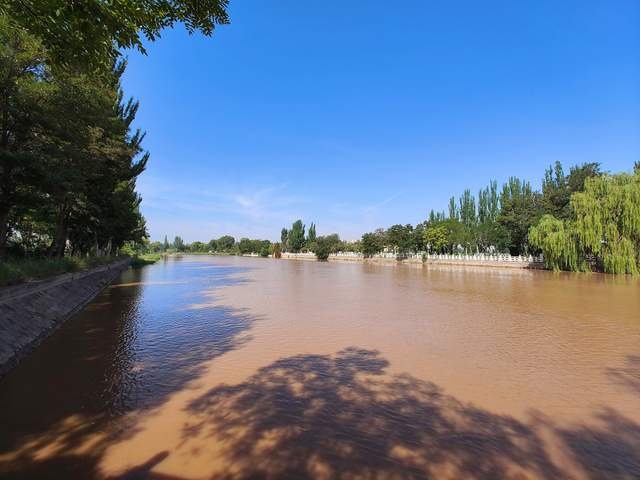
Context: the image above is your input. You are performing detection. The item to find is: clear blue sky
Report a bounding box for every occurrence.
[122,0,640,242]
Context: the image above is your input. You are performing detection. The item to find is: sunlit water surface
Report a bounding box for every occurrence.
[0,255,638,479]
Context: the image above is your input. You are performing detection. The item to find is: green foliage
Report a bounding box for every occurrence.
[498,177,542,255]
[542,161,601,220]
[1,1,229,68]
[130,253,163,267]
[529,169,640,274]
[173,236,185,252]
[259,243,270,257]
[475,220,510,253]
[287,220,306,253]
[343,240,362,253]
[458,189,477,228]
[529,215,579,271]
[189,241,207,253]
[238,238,253,254]
[423,225,448,253]
[0,255,118,286]
[307,222,317,243]
[271,242,282,259]
[216,235,235,252]
[1,19,148,259]
[571,171,640,274]
[361,231,385,257]
[478,181,499,224]
[448,197,458,221]
[386,224,414,257]
[315,237,336,261]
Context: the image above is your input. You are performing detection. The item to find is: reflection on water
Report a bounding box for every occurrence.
[0,256,638,479]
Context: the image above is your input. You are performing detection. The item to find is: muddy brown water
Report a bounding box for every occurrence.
[0,255,638,479]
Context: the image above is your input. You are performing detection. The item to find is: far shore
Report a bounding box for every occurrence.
[278,252,545,270]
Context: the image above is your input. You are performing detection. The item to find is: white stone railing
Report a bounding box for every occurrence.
[420,252,543,263]
[282,251,543,264]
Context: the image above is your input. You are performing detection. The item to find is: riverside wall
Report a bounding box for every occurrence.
[0,259,130,376]
[281,252,544,269]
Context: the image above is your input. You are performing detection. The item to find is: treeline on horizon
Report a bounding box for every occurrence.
[152,161,640,274]
[142,235,273,258]
[351,161,639,274]
[0,2,230,261]
[350,161,639,274]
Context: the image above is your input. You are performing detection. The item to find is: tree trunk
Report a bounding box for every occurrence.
[0,205,10,260]
[49,202,69,257]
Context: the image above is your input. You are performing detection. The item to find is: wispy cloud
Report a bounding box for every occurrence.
[137,176,308,240]
[362,191,404,214]
[137,173,412,242]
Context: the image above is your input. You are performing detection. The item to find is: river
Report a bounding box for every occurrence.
[0,255,638,479]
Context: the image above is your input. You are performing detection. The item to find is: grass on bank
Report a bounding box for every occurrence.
[0,256,123,287]
[0,253,164,287]
[130,253,164,267]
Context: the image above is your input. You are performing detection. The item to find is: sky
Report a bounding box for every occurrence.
[122,0,640,242]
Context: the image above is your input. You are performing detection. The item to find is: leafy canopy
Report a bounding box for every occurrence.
[1,0,229,67]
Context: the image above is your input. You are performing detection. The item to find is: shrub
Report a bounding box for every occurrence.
[314,237,332,261]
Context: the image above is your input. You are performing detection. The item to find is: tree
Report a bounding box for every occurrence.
[173,236,185,252]
[163,235,170,251]
[0,18,46,258]
[323,233,342,253]
[1,20,149,258]
[413,222,426,252]
[190,241,206,253]
[314,236,333,261]
[40,60,148,257]
[458,189,477,229]
[529,169,640,274]
[287,220,305,253]
[2,1,230,68]
[448,196,459,221]
[475,220,510,253]
[361,231,384,257]
[429,210,446,223]
[478,181,499,224]
[307,222,317,243]
[529,215,580,271]
[386,224,415,257]
[149,241,163,253]
[498,177,542,255]
[217,235,235,252]
[571,171,640,274]
[259,242,270,257]
[280,227,288,251]
[423,225,448,253]
[237,238,251,254]
[542,161,601,221]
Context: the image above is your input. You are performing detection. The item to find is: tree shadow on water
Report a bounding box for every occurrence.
[557,408,640,479]
[0,266,258,479]
[607,355,640,395]
[183,347,640,480]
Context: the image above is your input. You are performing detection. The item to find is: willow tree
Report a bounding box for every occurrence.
[528,215,581,271]
[571,171,640,274]
[529,169,640,274]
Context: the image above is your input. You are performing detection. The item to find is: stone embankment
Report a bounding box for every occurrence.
[0,259,130,376]
[281,252,544,269]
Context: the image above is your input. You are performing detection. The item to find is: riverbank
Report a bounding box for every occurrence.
[281,252,545,269]
[0,258,131,377]
[0,255,125,287]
